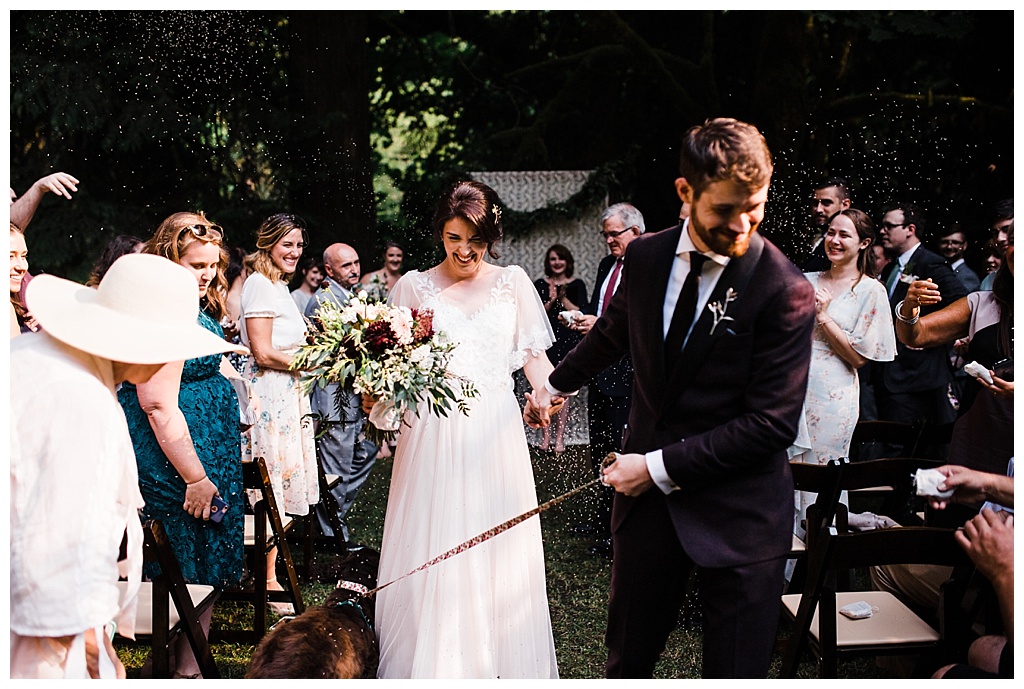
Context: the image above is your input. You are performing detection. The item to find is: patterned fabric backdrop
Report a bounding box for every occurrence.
[472,170,609,447]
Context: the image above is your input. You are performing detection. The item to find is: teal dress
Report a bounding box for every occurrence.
[119,311,244,587]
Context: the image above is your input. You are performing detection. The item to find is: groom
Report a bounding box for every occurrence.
[525,118,815,678]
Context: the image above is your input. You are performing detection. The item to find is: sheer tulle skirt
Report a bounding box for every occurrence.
[375,386,558,679]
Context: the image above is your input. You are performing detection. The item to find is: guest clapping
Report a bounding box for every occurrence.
[789,209,896,522]
[117,212,246,678]
[239,213,319,612]
[534,244,588,454]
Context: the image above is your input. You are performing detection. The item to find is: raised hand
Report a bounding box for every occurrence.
[904,278,942,310]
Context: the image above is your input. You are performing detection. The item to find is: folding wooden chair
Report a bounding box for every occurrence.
[780,524,975,678]
[301,449,350,576]
[115,519,220,679]
[848,420,924,462]
[786,458,849,593]
[215,456,305,643]
[840,456,944,528]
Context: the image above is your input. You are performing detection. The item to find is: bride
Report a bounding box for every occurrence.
[374,180,560,678]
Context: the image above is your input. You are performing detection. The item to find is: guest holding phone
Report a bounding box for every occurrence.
[118,212,245,679]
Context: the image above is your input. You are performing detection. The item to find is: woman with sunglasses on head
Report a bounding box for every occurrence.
[239,213,319,612]
[116,212,244,678]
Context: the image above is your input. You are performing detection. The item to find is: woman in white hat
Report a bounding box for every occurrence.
[116,212,245,677]
[239,213,319,610]
[10,253,246,678]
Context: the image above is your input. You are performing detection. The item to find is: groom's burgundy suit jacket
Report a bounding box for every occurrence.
[549,224,815,568]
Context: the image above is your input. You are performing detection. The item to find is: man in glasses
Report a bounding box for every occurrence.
[561,203,645,557]
[875,202,967,456]
[801,176,852,272]
[937,225,981,293]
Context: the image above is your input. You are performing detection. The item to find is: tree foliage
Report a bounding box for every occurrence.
[10,10,1013,280]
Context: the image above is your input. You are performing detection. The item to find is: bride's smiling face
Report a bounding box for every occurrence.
[442,217,487,277]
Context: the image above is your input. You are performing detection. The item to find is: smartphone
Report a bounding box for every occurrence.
[992,358,1014,382]
[210,495,228,523]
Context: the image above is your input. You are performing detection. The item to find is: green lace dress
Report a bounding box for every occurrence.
[118,311,244,587]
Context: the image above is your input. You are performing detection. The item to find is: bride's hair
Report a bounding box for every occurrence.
[432,180,503,259]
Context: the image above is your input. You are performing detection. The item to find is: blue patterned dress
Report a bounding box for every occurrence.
[119,311,244,587]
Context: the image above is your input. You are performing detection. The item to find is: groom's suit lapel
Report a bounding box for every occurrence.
[658,232,764,414]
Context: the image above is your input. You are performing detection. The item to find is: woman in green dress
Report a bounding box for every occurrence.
[118,211,243,678]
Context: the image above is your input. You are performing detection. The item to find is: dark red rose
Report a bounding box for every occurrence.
[364,319,398,354]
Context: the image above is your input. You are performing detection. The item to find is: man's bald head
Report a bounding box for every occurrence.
[323,243,361,288]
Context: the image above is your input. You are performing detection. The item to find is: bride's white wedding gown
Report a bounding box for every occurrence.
[375,265,559,679]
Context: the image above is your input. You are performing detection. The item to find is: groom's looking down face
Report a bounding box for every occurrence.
[676,177,769,259]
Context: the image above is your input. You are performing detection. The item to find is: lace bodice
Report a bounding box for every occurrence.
[389,265,554,392]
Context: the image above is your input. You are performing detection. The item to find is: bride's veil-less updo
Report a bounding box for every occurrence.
[432,180,504,259]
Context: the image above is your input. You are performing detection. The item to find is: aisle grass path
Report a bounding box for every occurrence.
[117,445,886,679]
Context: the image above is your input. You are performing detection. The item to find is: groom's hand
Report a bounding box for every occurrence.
[603,453,655,496]
[524,388,564,428]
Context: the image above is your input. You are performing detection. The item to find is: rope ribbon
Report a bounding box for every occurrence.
[360,452,617,599]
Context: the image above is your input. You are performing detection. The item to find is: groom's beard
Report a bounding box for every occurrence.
[692,216,757,258]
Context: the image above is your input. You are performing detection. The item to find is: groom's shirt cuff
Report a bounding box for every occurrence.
[544,379,578,397]
[646,449,679,494]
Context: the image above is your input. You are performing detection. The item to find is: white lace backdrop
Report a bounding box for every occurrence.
[471,170,609,447]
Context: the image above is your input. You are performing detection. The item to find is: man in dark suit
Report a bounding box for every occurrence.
[304,243,378,549]
[564,203,645,556]
[525,118,815,678]
[801,176,852,272]
[875,203,967,450]
[938,226,982,293]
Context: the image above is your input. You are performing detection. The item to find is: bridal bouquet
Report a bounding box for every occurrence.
[291,289,477,445]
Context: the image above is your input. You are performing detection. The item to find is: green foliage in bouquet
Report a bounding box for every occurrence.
[291,288,477,445]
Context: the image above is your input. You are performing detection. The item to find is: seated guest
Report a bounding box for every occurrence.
[10,253,245,678]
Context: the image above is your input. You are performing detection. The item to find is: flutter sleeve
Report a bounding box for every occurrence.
[510,265,555,372]
[387,271,422,310]
[240,272,280,319]
[848,278,897,362]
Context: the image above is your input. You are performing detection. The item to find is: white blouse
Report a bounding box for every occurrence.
[240,271,308,352]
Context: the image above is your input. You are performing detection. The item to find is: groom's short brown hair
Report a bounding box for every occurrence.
[679,118,773,198]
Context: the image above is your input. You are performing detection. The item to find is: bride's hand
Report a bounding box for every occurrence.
[361,393,377,414]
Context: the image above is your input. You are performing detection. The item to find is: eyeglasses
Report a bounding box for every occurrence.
[600,225,637,240]
[180,223,226,241]
[880,222,907,232]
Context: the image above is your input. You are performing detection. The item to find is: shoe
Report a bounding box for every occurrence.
[588,538,613,558]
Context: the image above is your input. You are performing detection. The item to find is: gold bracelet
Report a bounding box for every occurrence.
[816,318,834,327]
[186,475,208,486]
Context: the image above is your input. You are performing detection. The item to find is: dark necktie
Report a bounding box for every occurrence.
[664,252,709,371]
[600,258,624,316]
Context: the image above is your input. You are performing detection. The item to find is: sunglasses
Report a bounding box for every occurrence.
[181,223,226,242]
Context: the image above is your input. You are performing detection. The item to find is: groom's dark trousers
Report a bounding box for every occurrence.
[549,225,815,678]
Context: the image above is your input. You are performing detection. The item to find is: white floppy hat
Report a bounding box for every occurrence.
[25,253,249,365]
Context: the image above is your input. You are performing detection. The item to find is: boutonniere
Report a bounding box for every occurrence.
[898,262,919,285]
[707,288,739,335]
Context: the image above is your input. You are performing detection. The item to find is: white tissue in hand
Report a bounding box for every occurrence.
[963,360,993,384]
[559,310,581,324]
[915,468,955,499]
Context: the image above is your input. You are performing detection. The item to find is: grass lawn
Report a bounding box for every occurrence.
[117,444,891,679]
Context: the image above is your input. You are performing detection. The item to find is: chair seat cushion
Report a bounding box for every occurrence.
[782,590,940,647]
[116,581,216,636]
